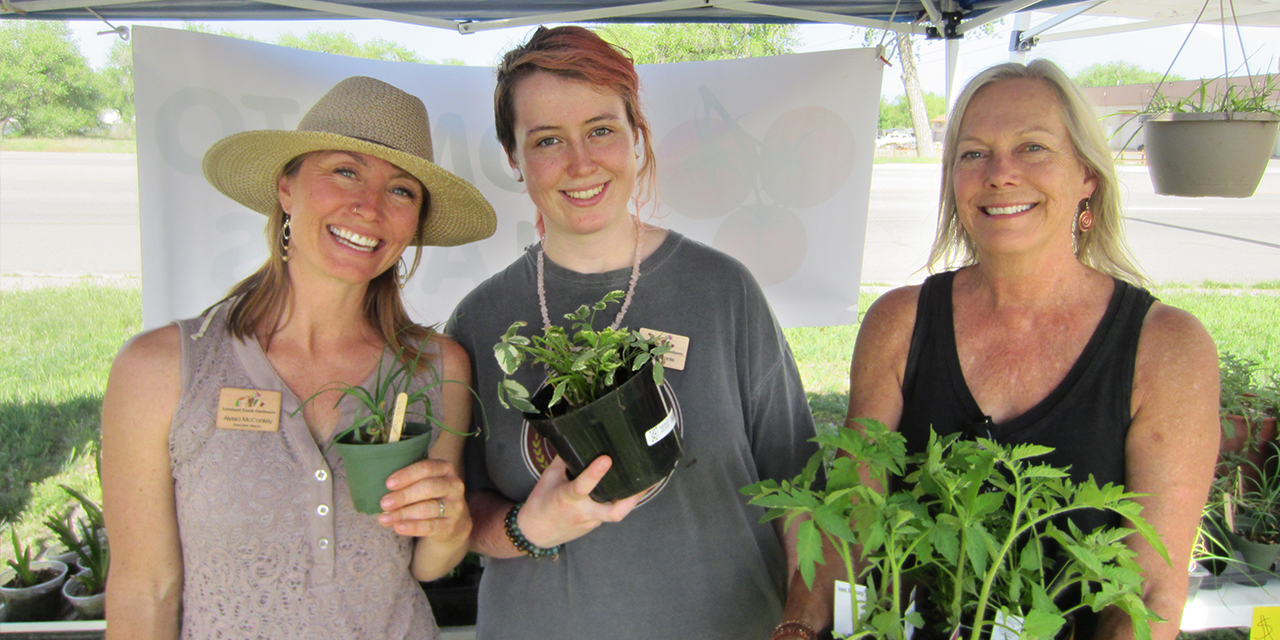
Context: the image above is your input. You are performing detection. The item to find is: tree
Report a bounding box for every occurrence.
[275,30,426,63]
[894,32,936,157]
[1074,61,1184,87]
[182,24,462,64]
[595,24,798,64]
[0,21,102,136]
[97,38,134,126]
[879,91,946,131]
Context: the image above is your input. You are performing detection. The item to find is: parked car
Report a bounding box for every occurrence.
[876,131,916,149]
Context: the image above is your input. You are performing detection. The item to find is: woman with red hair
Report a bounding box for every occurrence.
[447,26,825,640]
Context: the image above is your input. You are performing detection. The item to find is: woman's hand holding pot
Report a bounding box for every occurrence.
[519,455,647,548]
[379,458,471,542]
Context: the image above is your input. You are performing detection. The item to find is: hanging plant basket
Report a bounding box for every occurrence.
[1144,112,1280,198]
[524,360,682,503]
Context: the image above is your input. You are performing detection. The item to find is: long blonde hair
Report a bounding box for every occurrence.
[928,59,1148,286]
[216,153,433,368]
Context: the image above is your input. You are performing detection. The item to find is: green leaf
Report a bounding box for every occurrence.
[797,520,823,589]
[1020,610,1066,639]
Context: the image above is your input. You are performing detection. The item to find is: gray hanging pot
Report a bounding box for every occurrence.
[1144,112,1280,197]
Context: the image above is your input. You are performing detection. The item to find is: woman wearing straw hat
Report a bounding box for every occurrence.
[100,76,495,640]
[446,27,823,640]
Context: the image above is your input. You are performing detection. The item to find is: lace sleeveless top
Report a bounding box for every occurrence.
[170,304,441,640]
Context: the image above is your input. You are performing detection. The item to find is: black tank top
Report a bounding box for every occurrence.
[897,270,1155,638]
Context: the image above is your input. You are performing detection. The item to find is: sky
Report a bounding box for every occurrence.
[65,10,1280,101]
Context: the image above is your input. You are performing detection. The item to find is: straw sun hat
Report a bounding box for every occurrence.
[202,76,496,247]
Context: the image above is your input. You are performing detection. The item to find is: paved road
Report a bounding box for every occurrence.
[3,151,1279,286]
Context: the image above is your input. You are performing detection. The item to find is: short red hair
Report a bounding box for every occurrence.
[494,26,656,211]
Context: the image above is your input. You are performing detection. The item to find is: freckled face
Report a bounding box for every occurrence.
[507,71,638,239]
[951,78,1097,259]
[277,150,424,286]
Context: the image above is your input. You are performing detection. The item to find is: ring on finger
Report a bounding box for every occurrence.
[437,497,446,519]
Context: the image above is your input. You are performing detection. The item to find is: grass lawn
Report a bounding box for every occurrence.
[0,136,137,153]
[1,282,1276,574]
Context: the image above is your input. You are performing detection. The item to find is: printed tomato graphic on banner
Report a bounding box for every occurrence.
[657,87,758,220]
[760,106,856,209]
[713,203,807,287]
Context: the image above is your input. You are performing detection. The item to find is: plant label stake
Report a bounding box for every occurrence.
[388,392,408,444]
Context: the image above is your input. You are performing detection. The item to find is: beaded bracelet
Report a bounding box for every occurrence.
[504,502,563,561]
[771,620,818,640]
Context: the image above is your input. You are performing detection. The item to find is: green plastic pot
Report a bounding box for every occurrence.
[333,421,433,515]
[1225,523,1280,574]
[0,560,69,622]
[524,360,682,503]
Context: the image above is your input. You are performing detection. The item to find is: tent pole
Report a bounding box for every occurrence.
[945,37,959,104]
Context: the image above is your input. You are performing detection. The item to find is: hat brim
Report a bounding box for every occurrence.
[202,130,496,247]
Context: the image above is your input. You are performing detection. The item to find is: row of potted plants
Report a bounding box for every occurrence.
[1,486,109,622]
[1217,352,1280,487]
[1188,354,1280,593]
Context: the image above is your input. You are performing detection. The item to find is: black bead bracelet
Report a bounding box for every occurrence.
[504,502,563,560]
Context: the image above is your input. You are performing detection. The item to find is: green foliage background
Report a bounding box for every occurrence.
[1073,61,1185,87]
[596,24,799,64]
[0,21,102,136]
[0,20,470,138]
[878,92,947,131]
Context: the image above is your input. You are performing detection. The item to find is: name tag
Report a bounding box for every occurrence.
[638,328,690,371]
[215,388,282,432]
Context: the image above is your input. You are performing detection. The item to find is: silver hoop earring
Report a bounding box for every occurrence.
[280,214,291,262]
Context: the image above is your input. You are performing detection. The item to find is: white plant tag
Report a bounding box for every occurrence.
[991,611,1025,640]
[834,580,857,635]
[645,411,677,446]
[904,587,917,637]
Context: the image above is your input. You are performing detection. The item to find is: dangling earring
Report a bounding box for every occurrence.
[1077,198,1094,233]
[280,213,292,262]
[514,168,524,183]
[395,257,409,289]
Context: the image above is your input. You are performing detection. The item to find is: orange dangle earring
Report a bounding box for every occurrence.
[1077,198,1094,233]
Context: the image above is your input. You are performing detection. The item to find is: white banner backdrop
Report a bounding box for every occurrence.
[133,26,881,329]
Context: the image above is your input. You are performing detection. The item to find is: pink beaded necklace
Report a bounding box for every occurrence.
[537,220,644,332]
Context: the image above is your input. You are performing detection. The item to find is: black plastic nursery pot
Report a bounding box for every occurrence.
[524,361,681,503]
[333,421,433,515]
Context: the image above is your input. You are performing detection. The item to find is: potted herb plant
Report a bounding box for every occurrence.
[61,519,109,620]
[43,485,108,571]
[1141,73,1279,197]
[1,528,69,622]
[304,344,469,515]
[1218,352,1277,483]
[495,290,679,503]
[1220,449,1280,575]
[744,420,1164,640]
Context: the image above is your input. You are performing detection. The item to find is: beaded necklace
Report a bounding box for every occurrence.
[537,219,644,332]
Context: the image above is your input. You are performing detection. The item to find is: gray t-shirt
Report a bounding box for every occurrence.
[447,231,817,640]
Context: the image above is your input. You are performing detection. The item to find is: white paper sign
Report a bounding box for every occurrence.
[132,27,881,330]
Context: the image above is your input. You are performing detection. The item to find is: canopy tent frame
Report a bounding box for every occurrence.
[4,0,1279,103]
